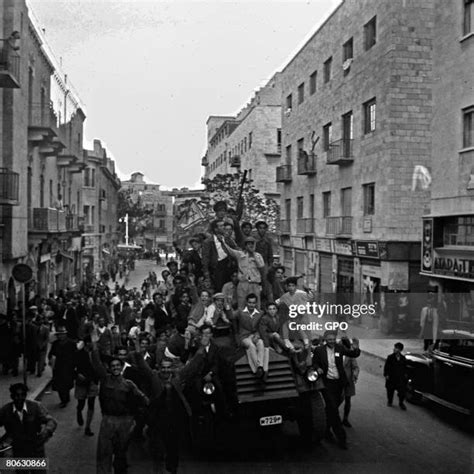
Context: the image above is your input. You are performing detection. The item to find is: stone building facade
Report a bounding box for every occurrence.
[203,73,282,199]
[420,0,474,330]
[120,172,174,252]
[278,0,434,309]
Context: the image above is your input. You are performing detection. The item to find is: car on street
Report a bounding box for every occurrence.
[405,330,474,428]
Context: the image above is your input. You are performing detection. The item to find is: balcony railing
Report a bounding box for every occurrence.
[28,102,59,133]
[276,165,292,183]
[279,219,291,234]
[0,39,20,88]
[0,168,19,205]
[230,156,241,167]
[297,152,317,175]
[296,218,315,234]
[327,138,354,165]
[31,208,68,232]
[326,216,353,235]
[83,224,95,233]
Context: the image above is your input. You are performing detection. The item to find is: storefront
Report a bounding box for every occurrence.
[420,216,474,329]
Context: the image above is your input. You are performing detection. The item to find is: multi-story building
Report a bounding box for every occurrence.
[203,73,282,200]
[81,140,121,282]
[420,0,474,329]
[0,0,88,310]
[278,0,434,307]
[121,172,174,252]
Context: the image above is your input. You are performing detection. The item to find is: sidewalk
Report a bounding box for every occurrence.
[344,318,424,361]
[0,363,52,407]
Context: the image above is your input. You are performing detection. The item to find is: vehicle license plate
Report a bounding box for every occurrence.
[259,415,282,426]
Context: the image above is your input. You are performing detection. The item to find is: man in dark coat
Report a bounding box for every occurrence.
[48,326,77,407]
[384,342,408,410]
[181,237,203,279]
[312,331,360,449]
[0,383,57,473]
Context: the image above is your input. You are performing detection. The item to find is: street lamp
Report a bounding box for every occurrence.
[119,213,129,246]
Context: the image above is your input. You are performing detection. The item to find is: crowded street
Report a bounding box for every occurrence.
[27,260,471,474]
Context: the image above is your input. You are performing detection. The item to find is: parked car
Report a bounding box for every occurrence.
[405,330,474,428]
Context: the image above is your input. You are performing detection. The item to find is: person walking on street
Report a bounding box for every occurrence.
[74,337,99,436]
[0,383,57,474]
[48,325,76,408]
[418,293,439,351]
[90,331,149,474]
[384,342,408,410]
[340,337,360,427]
[312,331,361,449]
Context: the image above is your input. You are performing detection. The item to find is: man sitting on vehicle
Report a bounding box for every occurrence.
[232,293,269,381]
[259,302,286,353]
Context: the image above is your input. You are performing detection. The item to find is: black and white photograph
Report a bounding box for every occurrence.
[0,0,473,473]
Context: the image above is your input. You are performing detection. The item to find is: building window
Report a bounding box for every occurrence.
[310,71,317,95]
[249,132,252,149]
[323,122,332,151]
[363,183,375,215]
[298,83,305,104]
[297,196,304,218]
[323,192,331,218]
[244,137,247,152]
[297,138,305,157]
[285,198,291,219]
[286,94,293,111]
[364,16,377,50]
[444,216,474,246]
[341,187,352,216]
[309,194,315,218]
[285,144,292,165]
[40,175,44,208]
[277,129,282,153]
[464,0,474,35]
[49,180,54,207]
[364,98,376,134]
[343,37,354,61]
[463,107,474,148]
[324,57,332,83]
[342,111,354,141]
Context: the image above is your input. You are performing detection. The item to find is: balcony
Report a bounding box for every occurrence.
[326,216,353,236]
[0,39,20,88]
[296,218,315,234]
[326,139,354,165]
[279,219,291,234]
[201,156,208,167]
[230,156,241,168]
[28,102,65,151]
[83,224,96,234]
[297,152,317,175]
[0,168,19,205]
[30,208,68,233]
[276,165,292,183]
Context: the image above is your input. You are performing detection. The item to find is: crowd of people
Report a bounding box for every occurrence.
[0,200,372,473]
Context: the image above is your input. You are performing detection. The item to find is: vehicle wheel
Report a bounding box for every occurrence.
[406,380,422,404]
[297,391,326,445]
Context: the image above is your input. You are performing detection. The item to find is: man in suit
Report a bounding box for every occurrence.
[0,383,57,471]
[202,219,233,292]
[181,237,203,279]
[384,342,408,410]
[152,292,173,333]
[312,330,360,449]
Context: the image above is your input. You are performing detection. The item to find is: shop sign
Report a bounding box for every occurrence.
[353,241,379,258]
[421,219,433,272]
[361,264,381,279]
[332,240,353,256]
[315,238,332,253]
[432,251,474,280]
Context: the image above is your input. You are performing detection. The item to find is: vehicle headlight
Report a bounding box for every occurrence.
[307,369,318,382]
[203,382,215,395]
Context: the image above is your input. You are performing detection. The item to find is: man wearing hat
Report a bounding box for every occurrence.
[48,326,76,407]
[218,234,265,309]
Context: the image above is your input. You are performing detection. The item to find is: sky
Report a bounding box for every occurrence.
[28,0,340,189]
